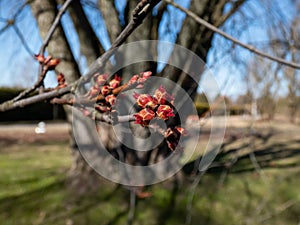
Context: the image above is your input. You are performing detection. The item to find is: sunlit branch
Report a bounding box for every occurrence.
[39,0,74,55]
[165,0,300,70]
[0,0,162,112]
[10,0,74,103]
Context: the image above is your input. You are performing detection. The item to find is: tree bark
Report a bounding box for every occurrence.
[69,0,105,66]
[30,0,102,193]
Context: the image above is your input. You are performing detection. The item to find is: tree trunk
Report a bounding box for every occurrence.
[30,0,103,193]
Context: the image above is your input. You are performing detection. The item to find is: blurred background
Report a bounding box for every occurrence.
[0,0,299,224]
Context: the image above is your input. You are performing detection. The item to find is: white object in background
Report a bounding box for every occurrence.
[35,121,46,134]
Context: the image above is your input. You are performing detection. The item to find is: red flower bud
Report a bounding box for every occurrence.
[154,86,174,105]
[105,94,116,106]
[35,54,45,63]
[128,75,139,85]
[138,71,152,84]
[101,85,110,96]
[156,105,174,120]
[47,58,60,70]
[134,93,158,109]
[134,108,155,126]
[164,127,186,151]
[140,71,152,79]
[57,73,65,84]
[94,73,108,86]
[175,127,187,136]
[109,75,121,89]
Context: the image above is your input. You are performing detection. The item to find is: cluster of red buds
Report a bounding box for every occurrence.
[164,127,187,151]
[35,54,66,89]
[133,86,175,126]
[128,71,152,88]
[35,54,60,71]
[85,73,120,113]
[56,73,67,89]
[133,86,186,151]
[84,71,153,114]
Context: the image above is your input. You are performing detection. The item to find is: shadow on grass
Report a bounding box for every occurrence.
[0,179,65,207]
[156,178,179,225]
[184,133,300,175]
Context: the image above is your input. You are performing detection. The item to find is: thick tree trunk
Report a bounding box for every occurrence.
[30,0,102,193]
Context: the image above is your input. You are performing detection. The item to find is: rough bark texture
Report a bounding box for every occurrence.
[30,0,102,193]
[30,0,80,83]
[98,0,122,42]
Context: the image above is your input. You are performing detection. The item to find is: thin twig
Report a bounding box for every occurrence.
[10,0,74,102]
[164,0,300,70]
[11,68,48,103]
[39,0,74,55]
[185,170,206,225]
[127,189,137,225]
[81,0,161,83]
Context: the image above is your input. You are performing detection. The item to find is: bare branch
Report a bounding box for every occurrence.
[39,0,74,55]
[0,0,162,112]
[10,66,48,103]
[185,170,206,225]
[0,85,71,112]
[257,199,298,223]
[164,0,300,70]
[215,0,246,27]
[10,0,74,103]
[127,190,137,225]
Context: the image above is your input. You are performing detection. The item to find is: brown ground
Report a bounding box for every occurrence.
[0,122,69,146]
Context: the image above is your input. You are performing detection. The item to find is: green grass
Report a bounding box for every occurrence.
[0,141,300,225]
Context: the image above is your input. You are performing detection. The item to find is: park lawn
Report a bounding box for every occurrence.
[0,138,300,225]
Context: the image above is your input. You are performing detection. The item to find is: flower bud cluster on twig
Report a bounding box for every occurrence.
[34,55,187,152]
[133,85,187,151]
[35,54,66,89]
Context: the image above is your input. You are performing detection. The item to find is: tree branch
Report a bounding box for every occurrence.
[0,0,161,112]
[164,0,300,70]
[39,0,74,55]
[11,0,75,103]
[215,0,246,27]
[69,0,105,65]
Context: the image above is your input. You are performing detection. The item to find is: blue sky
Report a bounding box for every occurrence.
[0,0,297,99]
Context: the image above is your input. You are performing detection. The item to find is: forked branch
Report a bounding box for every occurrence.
[0,0,162,112]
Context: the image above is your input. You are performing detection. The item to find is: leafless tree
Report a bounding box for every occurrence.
[0,0,300,194]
